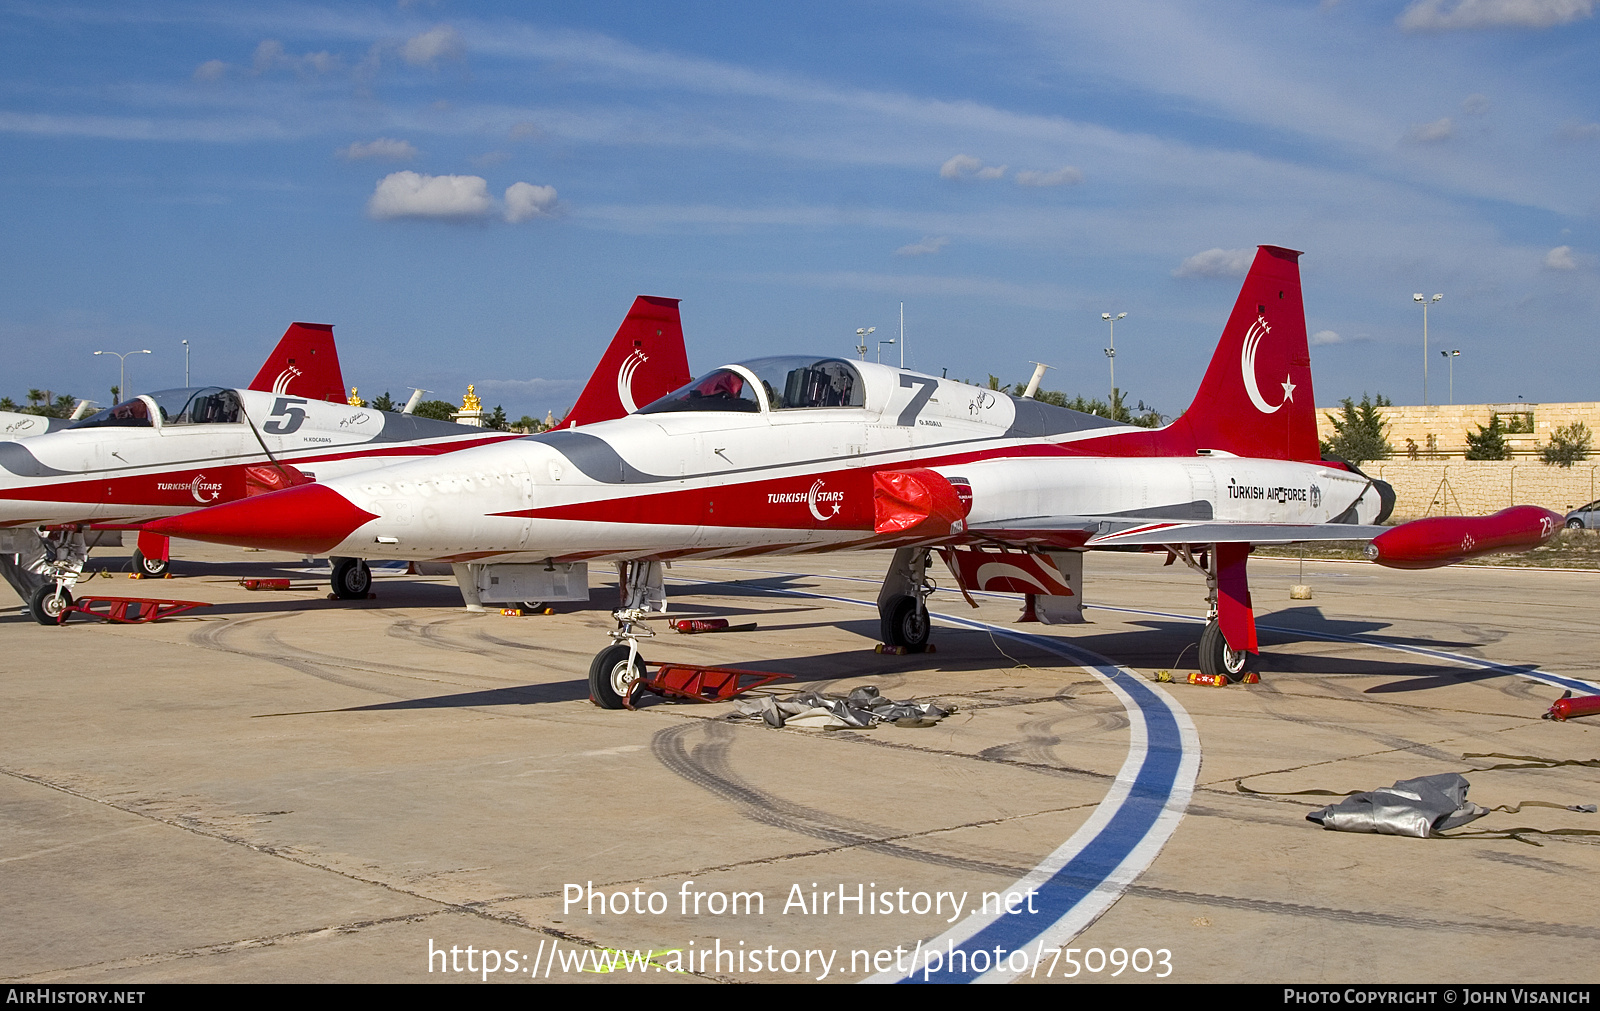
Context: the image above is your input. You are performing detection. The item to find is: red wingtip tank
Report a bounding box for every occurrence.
[1364,505,1563,569]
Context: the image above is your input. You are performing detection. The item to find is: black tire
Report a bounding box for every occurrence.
[520,601,545,611]
[29,584,72,626]
[1199,620,1251,681]
[589,644,643,710]
[880,594,930,653]
[331,557,372,600]
[1567,518,1585,530]
[132,548,169,578]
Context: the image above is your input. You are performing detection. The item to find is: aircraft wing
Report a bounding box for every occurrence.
[960,516,1388,548]
[1081,520,1388,547]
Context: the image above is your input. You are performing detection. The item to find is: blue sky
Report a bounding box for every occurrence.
[2,1,1596,420]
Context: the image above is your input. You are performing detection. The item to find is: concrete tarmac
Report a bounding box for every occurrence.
[1,543,1596,984]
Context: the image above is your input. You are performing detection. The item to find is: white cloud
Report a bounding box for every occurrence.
[1173,248,1254,278]
[504,181,557,222]
[192,59,227,83]
[367,171,493,220]
[1461,93,1491,115]
[1404,117,1456,143]
[940,154,1005,180]
[472,150,511,167]
[1311,329,1344,345]
[1015,166,1083,187]
[1556,121,1600,140]
[895,236,949,256]
[1545,245,1576,269]
[252,40,285,74]
[249,38,341,76]
[1399,0,1595,30]
[403,26,465,67]
[337,138,418,162]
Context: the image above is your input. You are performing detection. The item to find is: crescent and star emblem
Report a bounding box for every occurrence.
[807,479,840,522]
[1240,315,1296,415]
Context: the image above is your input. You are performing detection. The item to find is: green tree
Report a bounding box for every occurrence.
[0,397,15,412]
[411,399,458,421]
[488,405,508,431]
[1464,415,1512,460]
[371,391,396,412]
[1320,393,1393,466]
[1541,421,1592,468]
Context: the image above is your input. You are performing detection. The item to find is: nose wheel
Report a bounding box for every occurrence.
[29,584,73,626]
[589,643,645,710]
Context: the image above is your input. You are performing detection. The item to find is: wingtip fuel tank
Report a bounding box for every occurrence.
[1364,506,1563,569]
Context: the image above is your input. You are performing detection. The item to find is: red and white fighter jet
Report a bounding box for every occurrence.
[2,297,691,623]
[152,248,1561,703]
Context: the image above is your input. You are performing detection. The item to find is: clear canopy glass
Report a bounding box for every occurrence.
[72,387,242,429]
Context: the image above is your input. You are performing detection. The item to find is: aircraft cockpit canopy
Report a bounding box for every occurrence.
[637,357,863,415]
[737,356,864,410]
[71,387,242,429]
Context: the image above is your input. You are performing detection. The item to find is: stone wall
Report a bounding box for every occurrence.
[1364,459,1600,521]
[1315,401,1600,459]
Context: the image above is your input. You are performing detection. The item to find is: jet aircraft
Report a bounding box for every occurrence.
[2,297,691,624]
[150,248,1561,703]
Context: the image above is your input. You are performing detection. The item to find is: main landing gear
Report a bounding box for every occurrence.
[878,547,935,653]
[330,557,373,600]
[589,560,667,709]
[1167,543,1255,682]
[132,548,169,579]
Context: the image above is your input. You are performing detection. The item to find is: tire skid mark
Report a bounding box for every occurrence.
[651,722,1038,879]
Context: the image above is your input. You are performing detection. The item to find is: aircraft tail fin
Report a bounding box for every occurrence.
[247,323,347,404]
[1161,246,1319,461]
[558,297,691,428]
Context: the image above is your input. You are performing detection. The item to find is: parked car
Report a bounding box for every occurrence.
[1565,500,1600,529]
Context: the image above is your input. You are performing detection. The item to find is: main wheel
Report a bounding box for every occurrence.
[1567,517,1585,530]
[589,644,643,710]
[520,601,545,612]
[132,548,169,578]
[29,584,72,626]
[1198,620,1251,681]
[331,557,372,600]
[880,594,930,652]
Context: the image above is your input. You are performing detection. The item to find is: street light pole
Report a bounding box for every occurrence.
[182,340,190,386]
[1101,312,1125,403]
[94,348,152,403]
[1441,349,1460,404]
[1413,293,1441,405]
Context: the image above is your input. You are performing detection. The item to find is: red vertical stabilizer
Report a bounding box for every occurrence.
[1077,245,1319,462]
[559,296,692,428]
[247,323,347,404]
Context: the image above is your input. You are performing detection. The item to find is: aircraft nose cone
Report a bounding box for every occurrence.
[146,483,379,555]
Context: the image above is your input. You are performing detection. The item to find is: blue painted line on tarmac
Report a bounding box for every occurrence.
[732,576,1196,986]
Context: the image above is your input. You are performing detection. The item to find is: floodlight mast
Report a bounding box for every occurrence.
[1413,293,1442,405]
[1441,348,1461,404]
[1101,312,1126,402]
[855,326,874,361]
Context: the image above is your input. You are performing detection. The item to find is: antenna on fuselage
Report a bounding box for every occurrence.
[1021,362,1053,400]
[402,388,429,415]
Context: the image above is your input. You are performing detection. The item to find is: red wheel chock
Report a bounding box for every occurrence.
[59,595,212,624]
[630,662,791,707]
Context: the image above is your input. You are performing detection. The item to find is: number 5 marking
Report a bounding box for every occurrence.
[263,397,308,435]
